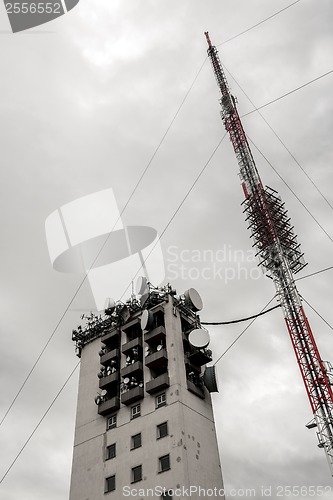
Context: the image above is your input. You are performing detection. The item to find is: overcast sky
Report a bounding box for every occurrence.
[0,0,333,499]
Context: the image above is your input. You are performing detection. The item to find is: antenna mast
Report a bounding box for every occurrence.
[204,31,333,474]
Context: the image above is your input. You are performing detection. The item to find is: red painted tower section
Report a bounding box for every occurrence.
[205,31,333,474]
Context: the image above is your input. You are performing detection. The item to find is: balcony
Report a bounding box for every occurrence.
[146,373,170,395]
[101,328,120,347]
[99,371,119,390]
[100,348,120,366]
[186,348,212,367]
[121,361,143,378]
[98,397,120,416]
[122,336,143,354]
[121,386,144,406]
[187,380,205,399]
[145,349,168,370]
[144,325,166,344]
[122,316,141,331]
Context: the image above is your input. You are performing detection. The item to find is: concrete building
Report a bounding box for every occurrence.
[69,282,224,499]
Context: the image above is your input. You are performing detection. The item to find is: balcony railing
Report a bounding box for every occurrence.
[100,348,120,366]
[185,347,212,367]
[101,328,120,347]
[121,361,143,378]
[144,325,166,344]
[99,371,119,390]
[98,396,120,416]
[122,337,143,354]
[146,373,170,394]
[121,386,144,406]
[145,349,168,370]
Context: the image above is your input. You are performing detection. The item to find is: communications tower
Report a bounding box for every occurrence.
[204,31,333,474]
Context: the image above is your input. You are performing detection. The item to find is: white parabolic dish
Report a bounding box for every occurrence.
[188,328,210,348]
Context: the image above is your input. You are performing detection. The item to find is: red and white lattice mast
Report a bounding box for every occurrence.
[204,31,333,474]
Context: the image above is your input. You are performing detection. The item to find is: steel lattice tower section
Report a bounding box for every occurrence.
[204,31,333,474]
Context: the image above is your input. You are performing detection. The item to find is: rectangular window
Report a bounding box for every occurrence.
[107,415,117,430]
[106,443,116,460]
[131,465,142,483]
[131,433,142,450]
[131,403,141,419]
[159,454,170,473]
[105,474,116,492]
[156,392,166,408]
[161,492,173,499]
[157,422,168,439]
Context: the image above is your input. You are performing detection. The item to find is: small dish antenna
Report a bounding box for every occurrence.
[188,328,210,349]
[157,344,163,351]
[123,377,130,384]
[136,276,149,296]
[184,288,203,312]
[141,309,154,331]
[140,292,150,307]
[119,305,130,322]
[104,297,116,315]
[100,389,108,397]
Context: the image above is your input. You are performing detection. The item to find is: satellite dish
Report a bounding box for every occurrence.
[188,328,210,348]
[104,297,116,315]
[203,366,219,393]
[136,276,149,295]
[94,395,101,405]
[184,288,203,312]
[140,292,150,307]
[101,389,107,397]
[97,371,104,379]
[119,305,130,323]
[124,377,130,384]
[141,309,154,330]
[157,344,163,351]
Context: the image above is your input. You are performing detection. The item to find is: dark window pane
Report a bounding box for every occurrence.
[161,492,173,499]
[131,433,142,450]
[157,422,168,439]
[106,443,116,460]
[159,454,170,472]
[105,475,116,492]
[132,465,142,483]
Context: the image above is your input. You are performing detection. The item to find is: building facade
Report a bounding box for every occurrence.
[69,283,224,499]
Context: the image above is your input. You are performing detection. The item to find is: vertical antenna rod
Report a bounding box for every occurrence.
[204,31,333,474]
